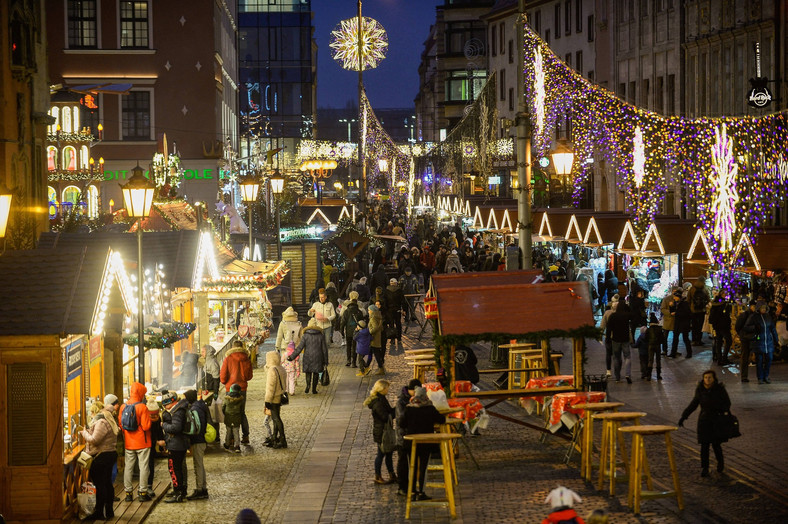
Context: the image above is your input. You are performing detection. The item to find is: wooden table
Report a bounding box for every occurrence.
[405,348,435,356]
[408,359,436,382]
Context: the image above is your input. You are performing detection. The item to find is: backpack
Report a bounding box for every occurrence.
[347,305,363,331]
[121,402,141,432]
[692,288,708,310]
[183,406,202,436]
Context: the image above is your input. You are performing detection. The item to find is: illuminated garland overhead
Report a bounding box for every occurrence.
[123,321,196,349]
[200,260,290,292]
[320,218,381,269]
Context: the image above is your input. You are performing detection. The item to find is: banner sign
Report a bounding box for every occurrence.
[66,338,84,383]
[89,336,102,367]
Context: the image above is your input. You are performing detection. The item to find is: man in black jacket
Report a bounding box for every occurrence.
[394,379,421,496]
[606,302,633,383]
[160,392,190,503]
[735,301,757,382]
[184,390,210,500]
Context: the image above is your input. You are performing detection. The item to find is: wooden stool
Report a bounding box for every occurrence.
[404,433,461,519]
[435,417,463,484]
[593,411,647,495]
[573,401,625,481]
[619,425,683,514]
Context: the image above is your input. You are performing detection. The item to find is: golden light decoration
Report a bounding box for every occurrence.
[329,16,388,71]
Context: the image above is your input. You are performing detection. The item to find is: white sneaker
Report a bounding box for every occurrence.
[605,370,611,376]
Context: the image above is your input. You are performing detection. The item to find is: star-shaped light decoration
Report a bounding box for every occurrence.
[329,16,388,71]
[709,124,740,253]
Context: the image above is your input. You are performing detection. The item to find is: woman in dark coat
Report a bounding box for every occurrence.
[288,319,329,394]
[364,379,397,484]
[604,269,619,301]
[670,289,693,358]
[397,386,445,500]
[679,370,731,476]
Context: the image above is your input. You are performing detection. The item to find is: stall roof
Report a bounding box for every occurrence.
[651,219,699,255]
[432,272,594,338]
[0,248,111,336]
[38,230,235,289]
[752,228,788,271]
[223,259,285,275]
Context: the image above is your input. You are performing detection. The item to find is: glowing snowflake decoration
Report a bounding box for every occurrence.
[330,17,388,71]
[534,46,545,137]
[709,124,740,253]
[633,126,645,187]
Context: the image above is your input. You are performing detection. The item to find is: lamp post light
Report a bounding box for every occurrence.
[122,163,156,384]
[269,169,286,260]
[239,174,261,261]
[300,159,337,204]
[550,140,575,206]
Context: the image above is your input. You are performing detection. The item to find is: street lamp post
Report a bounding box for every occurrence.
[300,159,337,204]
[239,174,261,261]
[516,0,533,269]
[551,139,575,207]
[269,169,286,260]
[122,163,156,384]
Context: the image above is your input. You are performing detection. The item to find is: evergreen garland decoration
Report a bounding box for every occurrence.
[320,218,381,269]
[124,321,196,349]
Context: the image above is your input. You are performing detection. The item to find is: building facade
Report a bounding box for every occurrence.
[1,0,51,248]
[46,0,239,215]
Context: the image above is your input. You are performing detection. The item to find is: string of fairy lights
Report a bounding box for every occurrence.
[522,22,788,282]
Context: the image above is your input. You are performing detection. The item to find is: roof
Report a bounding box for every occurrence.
[432,272,594,339]
[0,247,109,336]
[38,230,235,289]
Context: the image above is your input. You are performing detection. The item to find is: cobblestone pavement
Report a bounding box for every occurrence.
[144,324,788,523]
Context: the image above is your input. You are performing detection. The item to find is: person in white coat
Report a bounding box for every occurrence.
[308,288,336,348]
[276,307,303,354]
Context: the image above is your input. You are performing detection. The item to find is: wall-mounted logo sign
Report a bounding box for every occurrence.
[748,42,773,108]
[66,338,84,383]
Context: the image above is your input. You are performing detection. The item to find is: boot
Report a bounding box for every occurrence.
[374,474,386,484]
[374,366,386,375]
[387,472,398,484]
[351,356,357,368]
[273,436,287,449]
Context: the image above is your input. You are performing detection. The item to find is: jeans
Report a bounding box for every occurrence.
[346,336,357,364]
[671,329,692,356]
[404,297,416,322]
[604,339,612,371]
[270,403,285,441]
[124,447,151,494]
[226,425,241,446]
[375,446,394,476]
[191,443,207,491]
[323,327,333,348]
[358,353,373,370]
[167,449,188,495]
[755,350,773,381]
[90,451,117,518]
[611,341,631,380]
[700,441,724,471]
[740,339,752,380]
[662,328,672,355]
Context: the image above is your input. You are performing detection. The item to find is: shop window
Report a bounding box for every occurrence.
[63,185,81,205]
[67,0,97,48]
[49,107,59,134]
[8,362,48,466]
[120,1,149,49]
[47,147,57,171]
[86,185,99,218]
[62,146,78,171]
[445,70,487,102]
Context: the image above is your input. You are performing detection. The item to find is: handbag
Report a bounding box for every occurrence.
[718,411,741,440]
[385,322,398,339]
[320,367,331,386]
[77,450,95,470]
[276,369,289,405]
[380,415,397,453]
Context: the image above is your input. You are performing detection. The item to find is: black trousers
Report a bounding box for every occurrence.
[410,444,436,493]
[691,312,705,343]
[270,403,285,440]
[305,372,320,392]
[713,329,732,362]
[90,451,117,518]
[345,336,357,364]
[240,390,249,438]
[740,339,751,380]
[167,449,188,495]
[397,445,410,492]
[372,345,385,369]
[671,329,692,356]
[700,441,724,471]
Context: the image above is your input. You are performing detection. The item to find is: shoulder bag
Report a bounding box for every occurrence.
[276,369,289,405]
[380,415,397,453]
[717,411,741,440]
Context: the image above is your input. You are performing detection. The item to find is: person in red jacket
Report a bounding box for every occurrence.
[541,486,585,524]
[220,340,253,445]
[118,382,153,502]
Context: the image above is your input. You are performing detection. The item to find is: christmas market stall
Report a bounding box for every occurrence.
[428,270,598,436]
[0,247,133,522]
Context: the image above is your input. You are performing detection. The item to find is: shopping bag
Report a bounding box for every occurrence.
[78,482,96,519]
[320,368,331,386]
[205,423,217,443]
[210,396,224,424]
[380,416,397,453]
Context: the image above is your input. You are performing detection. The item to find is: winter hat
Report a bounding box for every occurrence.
[307,317,320,328]
[236,508,262,524]
[228,384,242,398]
[404,266,412,273]
[649,313,659,325]
[407,378,422,390]
[368,304,379,312]
[282,306,298,321]
[103,393,119,406]
[349,291,359,300]
[359,276,367,285]
[146,398,160,412]
[412,386,428,401]
[544,486,582,509]
[326,282,336,289]
[389,278,398,285]
[756,300,768,312]
[451,249,458,255]
[357,319,367,328]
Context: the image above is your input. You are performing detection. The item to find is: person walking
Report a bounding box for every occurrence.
[119,382,153,502]
[80,395,120,520]
[395,379,422,496]
[275,306,303,355]
[397,387,445,501]
[288,318,329,394]
[660,288,677,356]
[744,300,779,384]
[599,295,619,376]
[354,320,374,376]
[670,289,693,358]
[687,276,710,345]
[184,390,210,500]
[384,278,404,350]
[364,379,397,485]
[367,304,385,375]
[160,392,191,503]
[605,302,632,383]
[340,291,365,367]
[264,351,288,448]
[399,267,420,324]
[679,370,731,476]
[220,340,253,445]
[635,314,663,381]
[709,293,733,365]
[735,301,757,382]
[201,345,220,396]
[308,288,336,349]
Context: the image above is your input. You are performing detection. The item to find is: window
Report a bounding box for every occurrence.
[545,29,550,44]
[500,69,506,101]
[62,146,78,171]
[555,5,561,39]
[576,51,583,74]
[618,83,626,97]
[565,53,572,67]
[534,10,541,34]
[565,1,571,35]
[628,81,636,104]
[656,76,664,112]
[80,93,101,135]
[67,0,97,48]
[509,87,514,111]
[588,15,595,41]
[445,70,487,102]
[47,147,57,171]
[87,185,99,218]
[120,1,149,49]
[576,0,583,32]
[491,24,497,56]
[499,22,505,55]
[63,186,81,204]
[446,22,485,55]
[122,90,151,140]
[667,74,675,114]
[508,40,513,63]
[588,70,595,82]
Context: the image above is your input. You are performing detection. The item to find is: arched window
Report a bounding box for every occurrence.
[71,105,80,133]
[62,185,81,205]
[86,185,99,218]
[47,146,57,171]
[80,145,89,169]
[62,146,77,171]
[48,186,58,219]
[49,107,59,134]
[62,107,72,134]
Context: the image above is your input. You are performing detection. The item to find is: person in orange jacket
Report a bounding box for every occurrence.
[118,382,153,502]
[220,340,253,445]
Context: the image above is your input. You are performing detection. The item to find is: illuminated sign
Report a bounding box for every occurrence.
[66,338,84,382]
[103,169,232,181]
[488,176,501,185]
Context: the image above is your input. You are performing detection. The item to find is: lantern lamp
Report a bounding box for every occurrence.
[122,163,155,218]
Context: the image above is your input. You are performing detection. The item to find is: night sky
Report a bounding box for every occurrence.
[311,0,444,110]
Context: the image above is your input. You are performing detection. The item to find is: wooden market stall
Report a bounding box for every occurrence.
[0,247,132,523]
[428,271,599,432]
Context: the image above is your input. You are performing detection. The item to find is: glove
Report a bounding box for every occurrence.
[678,418,685,428]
